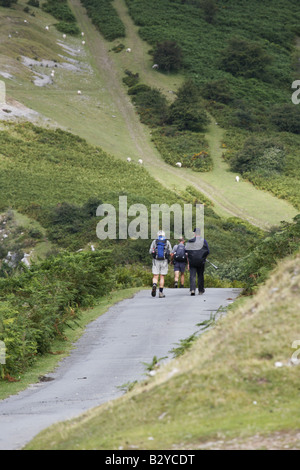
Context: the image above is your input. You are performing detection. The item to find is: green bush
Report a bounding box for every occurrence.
[0,250,115,378]
[81,0,125,41]
[153,40,183,72]
[218,215,300,292]
[270,104,300,134]
[230,136,285,175]
[200,79,233,105]
[220,37,273,80]
[168,80,209,132]
[55,22,80,36]
[27,0,39,7]
[42,0,76,22]
[152,129,212,171]
[0,0,17,6]
[131,87,169,127]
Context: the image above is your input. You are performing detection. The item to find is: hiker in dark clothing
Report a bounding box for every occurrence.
[171,237,187,288]
[186,228,209,296]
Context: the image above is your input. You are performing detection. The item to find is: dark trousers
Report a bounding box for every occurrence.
[189,263,205,292]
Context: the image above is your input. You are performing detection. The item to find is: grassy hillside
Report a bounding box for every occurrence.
[99,0,300,209]
[25,250,300,450]
[1,0,298,229]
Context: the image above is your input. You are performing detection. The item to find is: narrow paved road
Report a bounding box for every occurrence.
[0,287,240,450]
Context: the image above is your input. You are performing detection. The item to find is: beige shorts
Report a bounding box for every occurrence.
[152,259,169,275]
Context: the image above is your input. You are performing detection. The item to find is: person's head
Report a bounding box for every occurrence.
[157,230,166,239]
[178,236,185,244]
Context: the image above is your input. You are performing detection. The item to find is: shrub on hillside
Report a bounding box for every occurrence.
[81,0,125,41]
[168,80,209,131]
[220,37,273,80]
[201,79,233,105]
[0,250,115,378]
[0,0,17,6]
[153,40,183,72]
[131,87,169,127]
[218,214,300,292]
[230,136,285,175]
[55,22,80,36]
[270,104,300,134]
[42,0,76,22]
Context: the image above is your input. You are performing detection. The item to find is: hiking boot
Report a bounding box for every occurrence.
[190,290,195,296]
[180,284,184,288]
[174,282,178,288]
[198,289,205,295]
[151,284,157,297]
[159,292,165,298]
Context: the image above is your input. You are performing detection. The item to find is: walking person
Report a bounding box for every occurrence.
[186,228,209,296]
[171,237,187,288]
[149,230,172,298]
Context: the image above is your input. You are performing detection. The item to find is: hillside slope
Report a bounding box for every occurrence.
[26,250,300,450]
[0,0,298,229]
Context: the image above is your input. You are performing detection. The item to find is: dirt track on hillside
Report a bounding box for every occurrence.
[69,0,299,230]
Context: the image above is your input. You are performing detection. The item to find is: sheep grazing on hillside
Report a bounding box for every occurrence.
[77,90,81,95]
[126,48,131,53]
[235,176,240,182]
[82,41,85,45]
[152,64,159,69]
[45,26,49,31]
[127,157,131,162]
[63,34,66,39]
[176,162,182,168]
[138,159,143,164]
[24,20,28,24]
[81,32,85,37]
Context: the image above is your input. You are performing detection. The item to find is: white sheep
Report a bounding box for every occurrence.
[24,20,28,24]
[63,34,66,39]
[126,48,131,52]
[45,26,49,31]
[175,162,182,167]
[81,32,85,37]
[138,159,143,164]
[77,90,81,95]
[235,176,240,182]
[82,41,85,45]
[152,64,159,69]
[127,157,131,162]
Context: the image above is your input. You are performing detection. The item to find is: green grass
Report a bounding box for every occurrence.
[25,251,300,450]
[1,0,298,229]
[0,287,141,400]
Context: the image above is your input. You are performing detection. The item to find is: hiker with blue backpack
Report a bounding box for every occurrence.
[149,230,172,298]
[186,228,210,296]
[171,237,187,288]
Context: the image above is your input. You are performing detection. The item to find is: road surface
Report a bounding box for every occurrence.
[0,287,241,450]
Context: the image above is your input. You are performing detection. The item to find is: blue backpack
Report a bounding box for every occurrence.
[154,236,169,261]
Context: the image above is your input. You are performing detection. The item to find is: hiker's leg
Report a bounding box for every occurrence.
[159,275,165,288]
[174,270,179,282]
[180,272,185,286]
[198,263,205,292]
[152,274,159,285]
[189,266,196,292]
